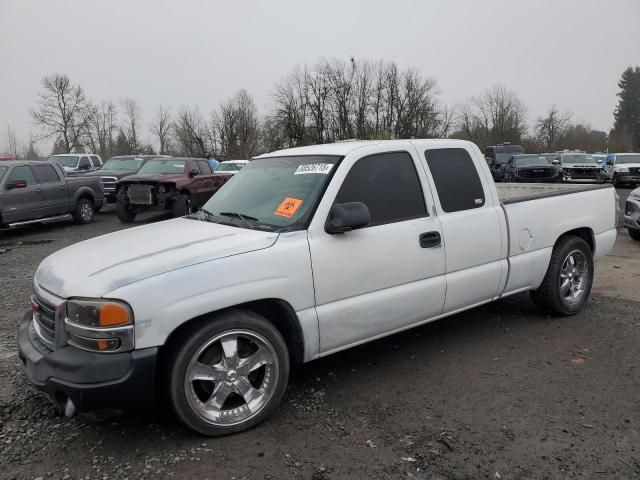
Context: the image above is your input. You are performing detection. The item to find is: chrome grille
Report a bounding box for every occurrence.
[101,176,118,193]
[31,294,56,349]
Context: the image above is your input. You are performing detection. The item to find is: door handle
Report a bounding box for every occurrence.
[419,231,441,248]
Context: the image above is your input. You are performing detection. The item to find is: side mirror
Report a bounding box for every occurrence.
[189,169,199,177]
[597,159,603,164]
[552,159,560,165]
[7,180,27,190]
[325,202,371,234]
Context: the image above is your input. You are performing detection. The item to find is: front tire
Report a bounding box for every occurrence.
[530,235,593,316]
[629,229,640,241]
[72,198,95,224]
[116,203,137,223]
[166,310,290,436]
[613,174,622,188]
[172,194,191,218]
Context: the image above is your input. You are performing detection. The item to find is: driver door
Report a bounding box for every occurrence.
[307,144,446,354]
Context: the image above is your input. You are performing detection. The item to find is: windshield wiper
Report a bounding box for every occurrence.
[219,211,258,230]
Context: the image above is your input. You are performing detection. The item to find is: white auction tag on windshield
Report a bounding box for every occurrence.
[294,163,333,175]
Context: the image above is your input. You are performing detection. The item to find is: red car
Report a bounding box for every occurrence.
[115,157,230,222]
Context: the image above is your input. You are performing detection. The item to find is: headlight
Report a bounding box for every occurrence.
[158,185,166,194]
[618,167,629,173]
[65,299,134,353]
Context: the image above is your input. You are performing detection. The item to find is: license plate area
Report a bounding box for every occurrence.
[128,185,153,205]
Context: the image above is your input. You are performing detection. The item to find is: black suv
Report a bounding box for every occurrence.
[503,154,562,183]
[485,144,525,182]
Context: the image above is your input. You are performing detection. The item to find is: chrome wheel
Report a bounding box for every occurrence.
[559,249,588,304]
[80,202,93,222]
[184,329,279,427]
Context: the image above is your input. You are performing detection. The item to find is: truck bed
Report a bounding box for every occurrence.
[496,183,612,204]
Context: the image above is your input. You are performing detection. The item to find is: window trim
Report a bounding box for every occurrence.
[31,164,62,183]
[6,165,37,188]
[328,149,429,230]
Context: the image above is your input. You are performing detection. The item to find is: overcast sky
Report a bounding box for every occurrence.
[1,0,639,151]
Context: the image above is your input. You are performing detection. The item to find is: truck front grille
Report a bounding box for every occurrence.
[101,176,118,193]
[128,184,154,205]
[629,167,640,175]
[31,294,57,349]
[519,168,556,178]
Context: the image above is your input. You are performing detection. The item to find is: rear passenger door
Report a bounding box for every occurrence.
[197,160,216,204]
[1,166,42,223]
[31,164,68,216]
[309,145,447,354]
[423,147,505,312]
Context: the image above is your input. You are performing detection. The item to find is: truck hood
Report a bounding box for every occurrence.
[85,169,136,178]
[121,173,185,183]
[34,218,279,299]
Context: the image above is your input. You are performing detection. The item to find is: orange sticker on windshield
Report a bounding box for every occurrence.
[274,197,303,218]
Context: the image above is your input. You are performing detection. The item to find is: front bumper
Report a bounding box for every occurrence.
[615,173,640,184]
[17,311,157,414]
[512,175,561,183]
[562,171,605,182]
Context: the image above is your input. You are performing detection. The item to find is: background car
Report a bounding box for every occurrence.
[213,159,249,175]
[47,153,102,174]
[484,143,525,182]
[603,153,640,187]
[84,155,168,206]
[503,154,561,183]
[624,186,640,241]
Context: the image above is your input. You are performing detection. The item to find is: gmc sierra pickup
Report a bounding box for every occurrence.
[18,140,617,436]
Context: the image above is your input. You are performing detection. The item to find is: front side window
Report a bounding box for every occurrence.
[90,156,101,167]
[425,148,485,213]
[79,157,91,169]
[138,160,186,174]
[198,160,213,174]
[6,166,36,187]
[335,151,427,226]
[201,155,340,231]
[31,164,61,183]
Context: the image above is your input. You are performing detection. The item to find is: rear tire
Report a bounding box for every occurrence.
[629,229,640,241]
[613,174,622,188]
[172,194,191,218]
[530,235,593,316]
[116,203,137,223]
[72,198,95,224]
[166,310,290,436]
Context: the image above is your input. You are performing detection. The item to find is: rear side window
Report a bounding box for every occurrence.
[335,151,427,226]
[190,161,201,174]
[198,160,212,174]
[90,156,101,167]
[31,164,61,183]
[425,148,485,213]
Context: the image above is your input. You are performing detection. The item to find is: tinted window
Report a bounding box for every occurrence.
[425,148,485,213]
[79,157,90,169]
[90,156,101,167]
[32,164,61,183]
[335,151,427,226]
[6,166,36,186]
[190,161,201,174]
[198,160,212,174]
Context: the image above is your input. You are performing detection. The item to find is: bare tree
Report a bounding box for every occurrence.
[84,101,118,159]
[120,98,141,153]
[270,66,308,147]
[173,107,214,158]
[536,106,571,150]
[31,74,87,152]
[21,135,40,159]
[214,89,259,158]
[4,125,19,157]
[150,105,172,155]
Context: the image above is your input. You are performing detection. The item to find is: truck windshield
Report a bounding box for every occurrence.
[101,157,145,171]
[0,166,7,182]
[616,154,640,164]
[562,154,597,164]
[515,156,550,166]
[138,160,186,174]
[48,155,79,167]
[200,155,340,231]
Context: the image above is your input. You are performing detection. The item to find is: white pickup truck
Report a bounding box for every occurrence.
[18,140,618,436]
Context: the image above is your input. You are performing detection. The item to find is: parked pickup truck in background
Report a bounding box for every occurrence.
[503,154,562,183]
[556,152,605,183]
[603,153,640,187]
[47,153,103,174]
[84,155,167,207]
[114,157,231,222]
[485,143,525,181]
[18,140,617,436]
[0,160,104,228]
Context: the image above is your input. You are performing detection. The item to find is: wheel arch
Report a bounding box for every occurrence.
[555,227,595,253]
[159,298,305,368]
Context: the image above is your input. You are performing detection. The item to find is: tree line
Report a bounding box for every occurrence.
[2,58,639,159]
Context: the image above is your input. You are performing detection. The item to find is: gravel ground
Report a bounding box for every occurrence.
[0,190,639,480]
